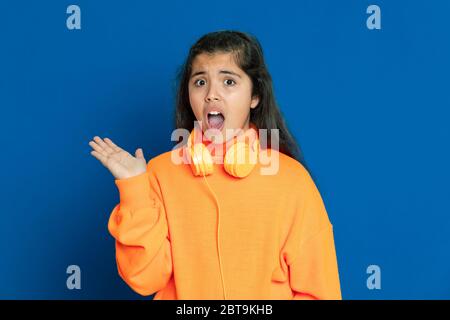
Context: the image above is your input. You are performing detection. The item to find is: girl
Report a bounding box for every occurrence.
[89,30,342,300]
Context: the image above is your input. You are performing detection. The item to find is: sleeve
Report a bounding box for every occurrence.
[107,159,173,296]
[284,170,342,300]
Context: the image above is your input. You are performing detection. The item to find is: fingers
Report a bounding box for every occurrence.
[92,136,115,154]
[89,139,109,158]
[89,141,108,157]
[90,150,108,166]
[89,136,117,165]
[104,137,122,153]
[135,148,144,159]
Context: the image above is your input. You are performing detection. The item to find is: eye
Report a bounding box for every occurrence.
[224,79,236,86]
[194,79,206,86]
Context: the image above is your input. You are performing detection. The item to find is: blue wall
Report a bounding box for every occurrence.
[1,0,449,299]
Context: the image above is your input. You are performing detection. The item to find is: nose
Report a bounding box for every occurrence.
[206,96,219,102]
[205,82,220,102]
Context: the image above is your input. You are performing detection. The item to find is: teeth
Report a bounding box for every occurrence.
[208,111,221,115]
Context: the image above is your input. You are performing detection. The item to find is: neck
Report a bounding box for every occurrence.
[202,124,259,164]
[203,139,229,164]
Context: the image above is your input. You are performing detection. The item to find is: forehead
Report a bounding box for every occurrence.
[191,52,240,71]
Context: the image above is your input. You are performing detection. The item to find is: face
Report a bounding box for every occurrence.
[188,52,259,144]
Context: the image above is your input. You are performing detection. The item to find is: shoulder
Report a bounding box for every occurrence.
[275,152,333,234]
[261,148,313,187]
[263,149,326,210]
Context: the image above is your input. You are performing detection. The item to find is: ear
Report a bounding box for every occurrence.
[250,95,260,109]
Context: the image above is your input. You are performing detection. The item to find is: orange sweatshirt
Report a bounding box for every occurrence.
[107,147,342,300]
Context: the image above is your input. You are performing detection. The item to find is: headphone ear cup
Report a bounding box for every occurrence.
[186,143,201,176]
[188,141,214,176]
[224,141,257,178]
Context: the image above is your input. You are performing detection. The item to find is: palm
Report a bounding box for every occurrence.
[89,136,147,180]
[106,149,145,179]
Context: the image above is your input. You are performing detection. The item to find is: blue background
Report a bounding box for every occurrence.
[0,0,449,299]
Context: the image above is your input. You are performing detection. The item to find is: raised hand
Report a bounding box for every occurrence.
[89,136,147,180]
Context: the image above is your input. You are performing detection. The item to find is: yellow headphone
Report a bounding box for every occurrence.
[184,123,260,300]
[185,123,260,178]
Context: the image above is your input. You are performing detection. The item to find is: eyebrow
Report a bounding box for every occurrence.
[190,70,242,79]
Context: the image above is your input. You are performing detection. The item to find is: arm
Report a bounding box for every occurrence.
[289,224,342,300]
[284,170,342,300]
[108,160,173,296]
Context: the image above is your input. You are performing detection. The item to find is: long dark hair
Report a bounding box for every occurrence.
[173,30,311,173]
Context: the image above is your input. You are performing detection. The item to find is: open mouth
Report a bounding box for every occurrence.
[207,111,225,130]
